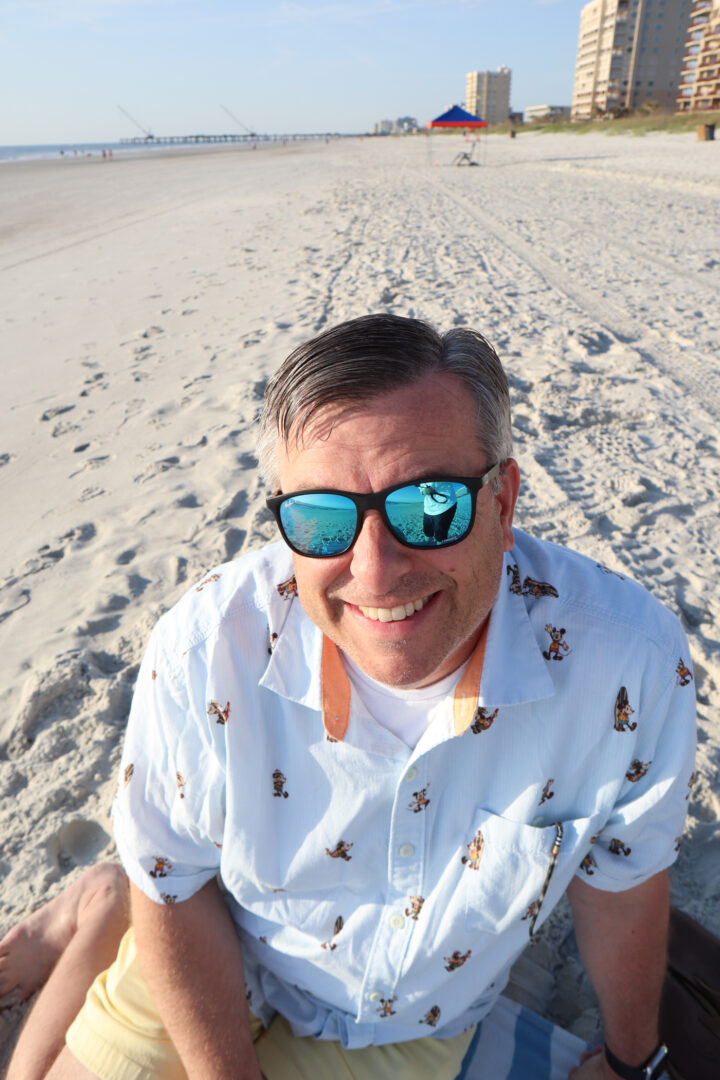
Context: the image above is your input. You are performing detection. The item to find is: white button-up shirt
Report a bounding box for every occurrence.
[112,530,696,1048]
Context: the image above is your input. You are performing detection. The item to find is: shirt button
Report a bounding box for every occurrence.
[404,767,418,782]
[399,843,415,858]
[368,990,383,1002]
[390,913,405,930]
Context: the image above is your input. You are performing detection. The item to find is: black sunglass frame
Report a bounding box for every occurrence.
[266,463,501,558]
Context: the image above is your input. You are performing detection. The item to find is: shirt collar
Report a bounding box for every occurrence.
[259,593,324,712]
[477,549,556,711]
[260,548,555,740]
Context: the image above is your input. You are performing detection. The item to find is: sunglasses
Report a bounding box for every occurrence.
[266,463,500,558]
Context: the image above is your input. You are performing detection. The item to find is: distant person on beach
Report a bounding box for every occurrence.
[2,315,694,1080]
[419,480,458,541]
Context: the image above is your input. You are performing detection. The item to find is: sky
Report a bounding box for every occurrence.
[1,0,589,145]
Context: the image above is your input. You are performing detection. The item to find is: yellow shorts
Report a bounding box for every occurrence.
[66,929,476,1080]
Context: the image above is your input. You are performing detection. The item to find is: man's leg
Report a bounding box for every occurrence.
[4,877,472,1080]
[43,1048,98,1079]
[3,863,129,1080]
[435,503,457,542]
[255,1012,476,1080]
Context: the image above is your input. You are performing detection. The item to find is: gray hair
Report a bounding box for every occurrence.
[257,314,513,491]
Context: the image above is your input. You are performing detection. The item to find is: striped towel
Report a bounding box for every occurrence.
[457,996,590,1080]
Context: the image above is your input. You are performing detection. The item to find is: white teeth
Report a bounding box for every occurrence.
[358,595,431,622]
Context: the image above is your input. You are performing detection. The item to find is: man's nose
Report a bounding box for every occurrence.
[348,510,414,594]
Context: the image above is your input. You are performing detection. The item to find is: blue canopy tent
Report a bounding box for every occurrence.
[426,105,488,130]
[426,105,488,165]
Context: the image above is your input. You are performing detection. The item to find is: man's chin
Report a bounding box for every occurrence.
[342,640,452,690]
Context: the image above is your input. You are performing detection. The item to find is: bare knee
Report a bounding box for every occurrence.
[45,1045,99,1079]
[77,864,128,927]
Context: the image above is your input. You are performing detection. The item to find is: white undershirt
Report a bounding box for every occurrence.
[341,652,467,749]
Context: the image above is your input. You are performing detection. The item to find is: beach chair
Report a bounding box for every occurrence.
[452,142,480,167]
[456,996,588,1079]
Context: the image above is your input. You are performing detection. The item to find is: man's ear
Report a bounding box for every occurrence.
[496,458,520,551]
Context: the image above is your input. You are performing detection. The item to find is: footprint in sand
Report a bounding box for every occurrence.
[0,586,31,627]
[61,523,96,546]
[69,456,110,478]
[6,660,93,758]
[675,580,710,630]
[86,650,126,676]
[50,820,111,870]
[52,420,81,438]
[223,528,247,559]
[79,486,105,502]
[79,372,108,397]
[13,544,65,579]
[11,525,96,582]
[175,493,201,509]
[76,590,131,637]
[182,374,211,390]
[573,329,613,356]
[40,405,75,423]
[76,615,122,636]
[126,573,151,597]
[172,556,188,586]
[133,456,180,483]
[216,489,249,522]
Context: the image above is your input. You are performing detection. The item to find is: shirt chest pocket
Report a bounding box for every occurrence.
[462,808,595,935]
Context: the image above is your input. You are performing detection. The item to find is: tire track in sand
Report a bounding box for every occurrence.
[432,179,720,423]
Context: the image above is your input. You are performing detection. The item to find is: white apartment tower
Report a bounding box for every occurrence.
[572,0,692,119]
[465,66,512,125]
[676,0,720,112]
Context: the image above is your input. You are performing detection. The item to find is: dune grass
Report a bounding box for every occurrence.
[501,112,720,137]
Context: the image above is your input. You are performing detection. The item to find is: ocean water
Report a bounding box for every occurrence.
[0,140,262,164]
[0,142,165,164]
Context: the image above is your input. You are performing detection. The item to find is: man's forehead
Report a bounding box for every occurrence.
[284,372,477,447]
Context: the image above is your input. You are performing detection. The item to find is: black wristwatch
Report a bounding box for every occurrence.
[604,1042,669,1080]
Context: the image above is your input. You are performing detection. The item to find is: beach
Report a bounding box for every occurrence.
[1,130,719,1064]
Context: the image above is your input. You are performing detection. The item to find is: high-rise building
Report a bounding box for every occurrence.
[676,0,720,111]
[571,0,692,120]
[465,67,512,125]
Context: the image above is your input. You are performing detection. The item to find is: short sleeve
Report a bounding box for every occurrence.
[112,621,224,905]
[576,643,696,892]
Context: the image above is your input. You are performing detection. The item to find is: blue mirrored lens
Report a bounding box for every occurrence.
[385,482,472,547]
[279,493,357,555]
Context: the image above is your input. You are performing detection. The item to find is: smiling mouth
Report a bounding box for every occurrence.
[356,594,433,623]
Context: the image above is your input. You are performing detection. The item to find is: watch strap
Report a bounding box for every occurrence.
[604,1042,669,1080]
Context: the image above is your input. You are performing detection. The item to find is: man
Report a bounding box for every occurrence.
[7,315,694,1079]
[419,480,459,542]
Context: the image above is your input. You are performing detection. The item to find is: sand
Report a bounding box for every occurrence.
[1,131,719,1064]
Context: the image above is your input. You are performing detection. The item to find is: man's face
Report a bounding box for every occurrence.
[276,372,520,689]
